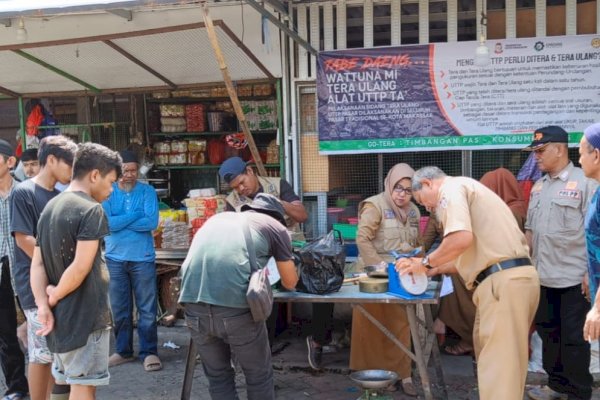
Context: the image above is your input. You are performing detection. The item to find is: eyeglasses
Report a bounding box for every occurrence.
[393,186,412,195]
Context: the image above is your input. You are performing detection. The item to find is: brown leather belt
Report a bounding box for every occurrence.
[473,257,532,287]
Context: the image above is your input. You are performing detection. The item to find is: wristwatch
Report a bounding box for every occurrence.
[421,255,433,270]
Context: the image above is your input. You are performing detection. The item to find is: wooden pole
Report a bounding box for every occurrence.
[202,4,267,177]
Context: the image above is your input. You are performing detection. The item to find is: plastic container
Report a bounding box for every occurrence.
[333,223,358,240]
[345,242,358,257]
[347,217,359,225]
[327,207,344,230]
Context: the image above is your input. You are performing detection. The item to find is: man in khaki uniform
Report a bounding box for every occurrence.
[524,126,596,400]
[397,166,540,400]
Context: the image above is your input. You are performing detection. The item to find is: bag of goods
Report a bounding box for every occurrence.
[159,104,185,117]
[253,84,273,96]
[207,138,226,165]
[161,221,190,249]
[160,117,187,133]
[153,142,171,165]
[187,139,207,152]
[154,154,169,165]
[266,139,279,164]
[187,151,206,165]
[170,140,188,153]
[210,86,228,97]
[168,153,187,165]
[207,112,226,132]
[185,104,206,132]
[237,85,253,97]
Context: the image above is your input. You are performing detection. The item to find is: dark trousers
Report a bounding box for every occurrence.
[184,303,274,400]
[0,257,28,396]
[312,303,334,345]
[535,285,592,400]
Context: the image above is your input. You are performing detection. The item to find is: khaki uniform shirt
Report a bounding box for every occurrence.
[525,162,597,288]
[356,193,420,267]
[437,177,530,290]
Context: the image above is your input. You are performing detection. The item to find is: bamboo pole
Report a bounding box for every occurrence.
[201,4,267,177]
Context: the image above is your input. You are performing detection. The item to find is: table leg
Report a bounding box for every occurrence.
[406,304,434,400]
[352,304,416,362]
[423,305,448,399]
[180,336,197,400]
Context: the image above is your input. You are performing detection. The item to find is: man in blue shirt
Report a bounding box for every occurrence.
[102,150,161,372]
[580,123,600,343]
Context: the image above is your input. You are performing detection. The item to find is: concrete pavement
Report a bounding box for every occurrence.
[2,323,599,399]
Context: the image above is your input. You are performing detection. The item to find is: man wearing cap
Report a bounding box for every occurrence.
[524,126,595,400]
[218,157,308,241]
[102,150,161,372]
[0,139,29,400]
[396,166,540,400]
[579,123,600,349]
[179,193,298,400]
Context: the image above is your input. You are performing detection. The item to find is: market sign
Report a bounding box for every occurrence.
[317,34,600,154]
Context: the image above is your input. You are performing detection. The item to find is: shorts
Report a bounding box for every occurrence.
[52,328,110,386]
[24,308,53,364]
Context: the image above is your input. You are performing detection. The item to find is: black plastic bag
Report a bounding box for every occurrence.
[295,230,346,294]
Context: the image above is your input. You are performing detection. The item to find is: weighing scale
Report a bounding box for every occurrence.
[349,370,398,400]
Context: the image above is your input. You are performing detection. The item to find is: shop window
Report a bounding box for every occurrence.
[346,5,364,48]
[373,4,391,47]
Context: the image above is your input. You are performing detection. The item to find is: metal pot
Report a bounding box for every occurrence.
[349,370,398,390]
[364,264,388,278]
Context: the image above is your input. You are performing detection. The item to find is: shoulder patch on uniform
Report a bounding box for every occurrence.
[438,197,448,210]
[558,189,581,199]
[531,182,543,193]
[565,181,578,190]
[384,209,395,219]
[408,209,417,218]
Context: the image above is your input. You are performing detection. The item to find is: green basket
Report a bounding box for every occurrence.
[332,223,358,240]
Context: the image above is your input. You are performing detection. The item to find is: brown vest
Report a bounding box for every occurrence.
[227,176,305,241]
[357,193,420,267]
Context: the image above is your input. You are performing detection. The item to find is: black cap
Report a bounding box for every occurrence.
[0,139,13,158]
[241,193,287,227]
[120,150,138,164]
[20,148,38,162]
[523,126,568,151]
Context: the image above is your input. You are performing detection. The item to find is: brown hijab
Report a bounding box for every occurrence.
[480,168,527,219]
[383,163,415,224]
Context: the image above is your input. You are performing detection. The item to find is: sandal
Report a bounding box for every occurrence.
[108,353,135,367]
[143,354,163,372]
[443,342,473,356]
[401,378,417,397]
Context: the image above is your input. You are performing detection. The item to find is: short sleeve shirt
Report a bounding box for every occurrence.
[437,177,530,289]
[37,191,111,353]
[525,163,597,287]
[10,179,60,310]
[179,211,292,308]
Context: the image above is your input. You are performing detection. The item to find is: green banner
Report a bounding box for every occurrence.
[319,133,583,153]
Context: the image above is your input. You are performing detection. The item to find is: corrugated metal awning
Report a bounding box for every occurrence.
[0,20,274,97]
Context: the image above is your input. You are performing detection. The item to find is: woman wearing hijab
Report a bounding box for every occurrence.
[350,163,419,396]
[480,167,527,231]
[436,167,527,356]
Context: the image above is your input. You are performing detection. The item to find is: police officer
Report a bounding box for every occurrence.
[397,166,540,400]
[524,126,596,400]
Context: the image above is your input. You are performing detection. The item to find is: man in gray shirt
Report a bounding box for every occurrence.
[524,126,596,400]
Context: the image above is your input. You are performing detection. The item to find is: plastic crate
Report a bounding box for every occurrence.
[333,223,358,240]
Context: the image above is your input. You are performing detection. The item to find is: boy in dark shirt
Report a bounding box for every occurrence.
[31,143,122,400]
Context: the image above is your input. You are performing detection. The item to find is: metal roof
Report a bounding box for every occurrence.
[0,14,276,97]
